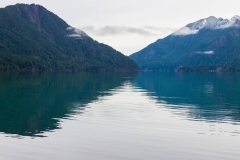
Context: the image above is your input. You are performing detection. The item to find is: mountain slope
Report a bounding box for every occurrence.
[130,16,240,72]
[0,4,139,71]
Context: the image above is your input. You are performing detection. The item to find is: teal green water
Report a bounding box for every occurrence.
[0,72,135,137]
[0,72,239,159]
[136,73,240,123]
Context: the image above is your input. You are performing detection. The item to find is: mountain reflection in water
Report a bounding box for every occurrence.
[0,72,240,160]
[134,72,240,123]
[0,72,137,137]
[0,72,240,138]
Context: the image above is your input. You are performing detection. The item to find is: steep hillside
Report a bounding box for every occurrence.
[130,16,240,72]
[0,4,139,72]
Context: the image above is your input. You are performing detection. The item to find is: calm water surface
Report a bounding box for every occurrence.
[0,72,239,160]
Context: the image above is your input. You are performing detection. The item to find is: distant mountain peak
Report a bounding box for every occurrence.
[14,3,45,11]
[130,15,240,72]
[231,15,240,21]
[172,15,240,36]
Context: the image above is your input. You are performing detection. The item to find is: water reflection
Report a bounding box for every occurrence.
[0,72,137,137]
[1,72,240,138]
[134,73,240,123]
[0,72,239,160]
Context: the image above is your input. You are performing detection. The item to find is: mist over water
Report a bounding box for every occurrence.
[0,72,239,160]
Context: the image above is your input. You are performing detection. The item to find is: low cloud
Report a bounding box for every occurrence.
[195,50,215,54]
[66,27,88,39]
[79,26,176,37]
[172,27,199,36]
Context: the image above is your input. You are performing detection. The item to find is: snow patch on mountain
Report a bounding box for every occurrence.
[172,15,240,36]
[66,27,88,39]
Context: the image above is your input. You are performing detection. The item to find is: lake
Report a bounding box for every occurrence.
[0,72,239,160]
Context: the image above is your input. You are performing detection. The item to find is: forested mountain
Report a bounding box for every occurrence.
[0,4,139,72]
[130,16,240,72]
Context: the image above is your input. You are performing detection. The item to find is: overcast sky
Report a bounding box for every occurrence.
[1,0,240,55]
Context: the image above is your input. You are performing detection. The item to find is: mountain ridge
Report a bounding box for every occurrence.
[0,4,139,72]
[130,15,240,72]
[172,15,240,36]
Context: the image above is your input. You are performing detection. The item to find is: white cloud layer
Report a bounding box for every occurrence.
[78,26,176,55]
[172,27,199,36]
[195,51,215,54]
[66,26,88,39]
[80,26,176,37]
